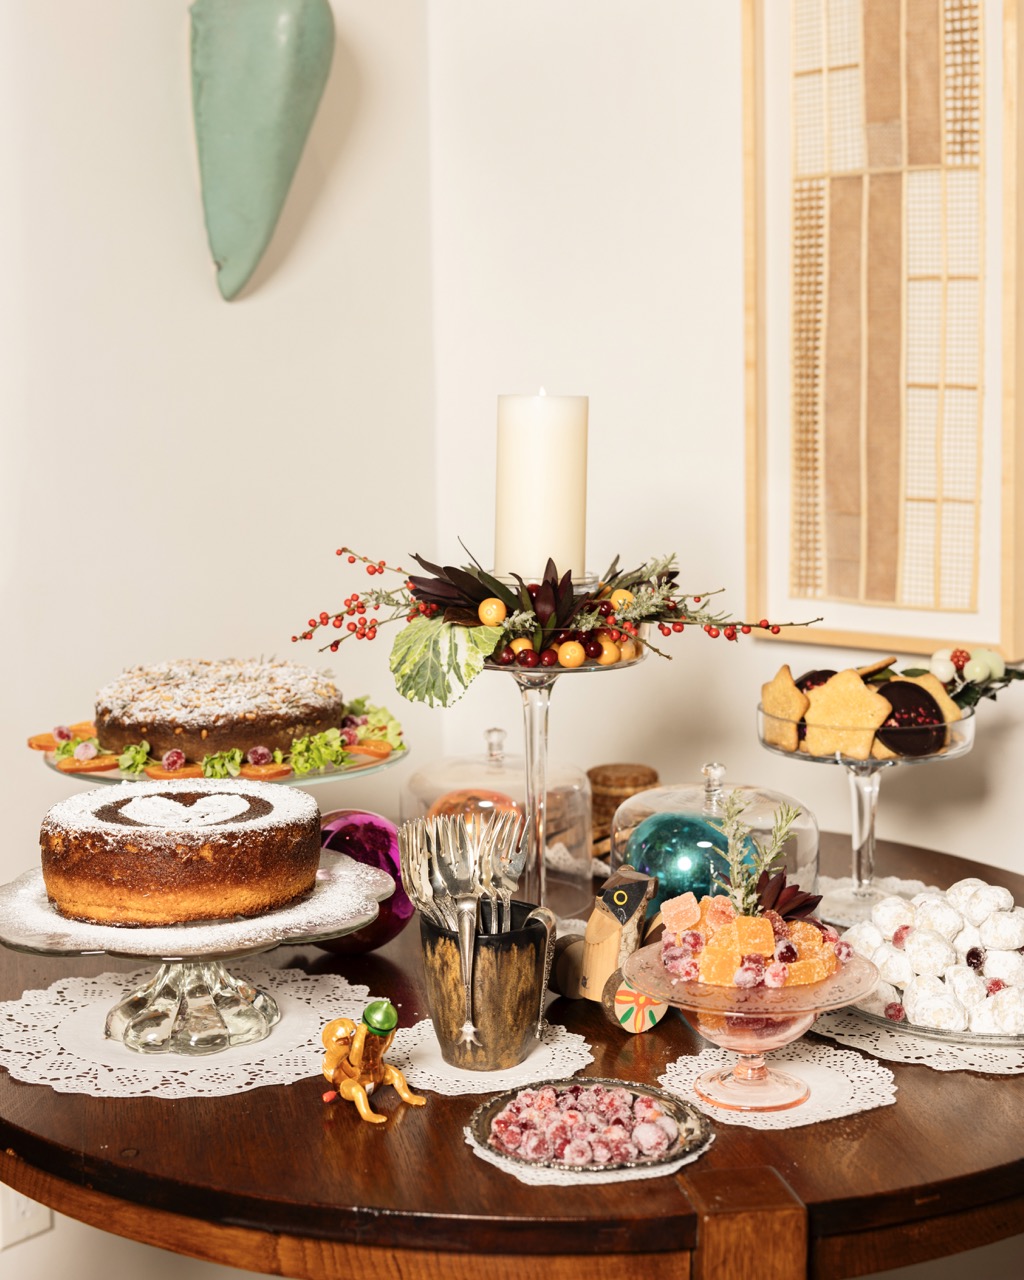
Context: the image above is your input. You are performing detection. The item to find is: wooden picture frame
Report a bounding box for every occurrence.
[743,0,1024,660]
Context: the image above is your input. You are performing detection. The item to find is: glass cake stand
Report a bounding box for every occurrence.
[757,705,975,926]
[624,944,879,1112]
[486,644,646,909]
[0,850,393,1056]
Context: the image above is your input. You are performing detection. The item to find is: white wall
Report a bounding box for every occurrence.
[1,2,1022,1278]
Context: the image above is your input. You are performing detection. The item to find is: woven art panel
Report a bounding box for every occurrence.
[789,0,984,611]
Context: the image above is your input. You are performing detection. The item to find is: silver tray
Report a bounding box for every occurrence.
[851,1004,1024,1050]
[469,1077,711,1174]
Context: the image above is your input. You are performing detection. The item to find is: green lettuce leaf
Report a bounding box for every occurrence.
[290,728,348,775]
[202,749,243,778]
[118,741,151,774]
[388,616,503,707]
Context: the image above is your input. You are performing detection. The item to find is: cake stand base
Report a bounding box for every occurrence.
[693,1059,811,1112]
[104,960,281,1055]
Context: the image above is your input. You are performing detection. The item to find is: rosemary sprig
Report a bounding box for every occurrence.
[711,792,802,917]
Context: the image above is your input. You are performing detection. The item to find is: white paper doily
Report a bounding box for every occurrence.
[0,964,370,1097]
[463,1124,714,1185]
[658,1041,896,1129]
[389,1018,594,1095]
[814,1009,1024,1074]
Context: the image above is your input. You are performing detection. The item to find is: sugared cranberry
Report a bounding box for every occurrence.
[775,941,798,964]
[764,962,788,988]
[679,930,704,954]
[53,725,72,742]
[986,978,1007,996]
[161,748,186,771]
[733,963,763,988]
[892,924,914,950]
[834,939,854,964]
[247,745,273,765]
[884,1002,906,1022]
[764,909,789,940]
[966,946,986,971]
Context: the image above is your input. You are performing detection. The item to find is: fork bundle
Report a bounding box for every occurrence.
[397,811,530,935]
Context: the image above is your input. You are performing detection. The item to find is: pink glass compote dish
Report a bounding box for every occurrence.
[624,945,878,1111]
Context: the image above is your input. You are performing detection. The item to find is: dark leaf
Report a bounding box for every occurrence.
[442,564,492,603]
[443,606,485,627]
[533,581,557,627]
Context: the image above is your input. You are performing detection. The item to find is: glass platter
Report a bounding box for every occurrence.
[43,746,407,788]
[467,1077,712,1174]
[850,1004,1024,1050]
[624,944,879,1015]
[0,848,393,960]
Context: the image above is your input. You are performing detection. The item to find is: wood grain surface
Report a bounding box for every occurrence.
[2,833,1023,1280]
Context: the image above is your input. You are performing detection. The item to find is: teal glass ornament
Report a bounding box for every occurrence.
[610,762,819,918]
[624,812,735,913]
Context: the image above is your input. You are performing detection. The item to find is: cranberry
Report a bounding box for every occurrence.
[539,648,559,667]
[496,646,517,666]
[583,638,603,660]
[884,1002,907,1022]
[775,941,798,964]
[247,745,273,766]
[892,924,914,950]
[161,748,186,771]
[764,909,789,939]
[53,725,72,742]
[516,648,540,668]
[985,978,1007,996]
[966,946,986,971]
[834,939,854,964]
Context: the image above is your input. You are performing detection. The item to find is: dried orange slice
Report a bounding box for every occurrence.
[143,763,205,780]
[345,739,393,760]
[56,754,120,773]
[68,721,98,738]
[239,762,293,781]
[28,732,58,752]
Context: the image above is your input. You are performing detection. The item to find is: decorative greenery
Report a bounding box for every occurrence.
[296,546,820,708]
[711,793,809,918]
[201,749,243,779]
[289,728,348,775]
[117,741,151,775]
[898,663,1024,709]
[54,735,98,761]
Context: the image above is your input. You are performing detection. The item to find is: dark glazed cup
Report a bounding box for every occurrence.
[419,900,548,1071]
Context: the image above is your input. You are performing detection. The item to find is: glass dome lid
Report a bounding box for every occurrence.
[610,762,819,916]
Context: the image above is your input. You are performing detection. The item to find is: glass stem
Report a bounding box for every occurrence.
[846,764,882,893]
[732,1053,768,1083]
[515,673,558,907]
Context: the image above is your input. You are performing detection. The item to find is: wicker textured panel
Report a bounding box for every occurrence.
[789,0,984,615]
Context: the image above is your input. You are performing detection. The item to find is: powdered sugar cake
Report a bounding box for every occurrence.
[94,658,345,763]
[39,778,321,926]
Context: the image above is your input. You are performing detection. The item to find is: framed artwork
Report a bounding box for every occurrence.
[743,0,1024,659]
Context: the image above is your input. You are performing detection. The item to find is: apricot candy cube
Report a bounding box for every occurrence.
[662,893,700,936]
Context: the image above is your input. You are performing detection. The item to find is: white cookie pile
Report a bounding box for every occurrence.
[841,879,1024,1036]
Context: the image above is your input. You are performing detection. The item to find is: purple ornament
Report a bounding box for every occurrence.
[316,809,413,954]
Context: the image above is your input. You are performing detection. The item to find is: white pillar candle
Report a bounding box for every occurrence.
[493,390,589,581]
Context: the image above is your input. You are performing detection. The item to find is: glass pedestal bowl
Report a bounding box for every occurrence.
[757,704,975,925]
[623,945,879,1112]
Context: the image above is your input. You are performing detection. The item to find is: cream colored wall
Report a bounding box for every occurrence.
[0,0,441,887]
[0,3,1022,1280]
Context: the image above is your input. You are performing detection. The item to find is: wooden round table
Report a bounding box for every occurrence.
[2,835,1022,1280]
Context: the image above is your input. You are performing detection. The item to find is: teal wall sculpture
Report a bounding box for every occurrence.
[190,0,335,300]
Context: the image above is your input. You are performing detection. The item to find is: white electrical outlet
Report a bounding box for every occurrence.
[0,1186,53,1249]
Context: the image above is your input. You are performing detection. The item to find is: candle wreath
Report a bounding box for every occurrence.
[294,548,820,708]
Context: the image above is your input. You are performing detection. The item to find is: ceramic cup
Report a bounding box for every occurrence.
[419,900,554,1071]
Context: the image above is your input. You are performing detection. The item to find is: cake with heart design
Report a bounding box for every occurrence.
[39,778,321,926]
[94,657,345,764]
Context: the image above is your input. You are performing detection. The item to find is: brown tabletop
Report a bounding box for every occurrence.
[2,833,1023,1280]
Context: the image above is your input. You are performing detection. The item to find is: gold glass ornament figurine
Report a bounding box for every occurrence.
[321,1000,425,1124]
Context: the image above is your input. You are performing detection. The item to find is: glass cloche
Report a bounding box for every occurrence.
[609,762,819,916]
[400,728,593,917]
